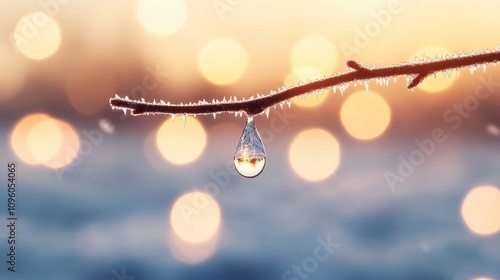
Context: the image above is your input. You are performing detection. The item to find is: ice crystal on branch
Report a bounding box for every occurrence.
[110,47,500,119]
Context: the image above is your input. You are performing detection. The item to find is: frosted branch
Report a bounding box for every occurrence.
[110,48,500,117]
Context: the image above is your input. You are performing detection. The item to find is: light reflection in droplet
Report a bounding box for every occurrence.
[289,128,341,182]
[461,185,500,235]
[340,91,391,140]
[13,12,61,60]
[233,117,266,178]
[170,191,221,243]
[137,0,187,36]
[156,116,206,165]
[198,37,248,85]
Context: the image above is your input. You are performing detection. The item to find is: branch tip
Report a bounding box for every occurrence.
[346,60,366,71]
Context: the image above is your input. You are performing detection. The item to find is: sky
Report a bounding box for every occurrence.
[1,0,500,279]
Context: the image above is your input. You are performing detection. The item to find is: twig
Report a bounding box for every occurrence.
[110,48,500,117]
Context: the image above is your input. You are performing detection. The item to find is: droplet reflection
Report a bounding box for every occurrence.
[233,116,266,178]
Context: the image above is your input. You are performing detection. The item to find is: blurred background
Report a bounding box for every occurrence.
[1,0,500,279]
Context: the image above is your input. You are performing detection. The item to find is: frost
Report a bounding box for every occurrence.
[181,115,186,126]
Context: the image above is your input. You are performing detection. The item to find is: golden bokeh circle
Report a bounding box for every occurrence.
[289,128,341,181]
[11,114,81,169]
[290,35,338,76]
[14,12,61,60]
[156,116,206,165]
[461,185,500,235]
[170,191,221,243]
[340,91,391,140]
[198,37,248,85]
[137,0,187,36]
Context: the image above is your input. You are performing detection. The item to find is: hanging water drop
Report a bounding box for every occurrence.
[233,116,266,178]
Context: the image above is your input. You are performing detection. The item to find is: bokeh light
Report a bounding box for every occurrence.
[65,68,116,115]
[473,278,493,280]
[156,116,206,165]
[168,232,218,264]
[170,191,221,243]
[27,118,63,163]
[340,91,391,140]
[290,35,338,76]
[410,45,454,93]
[11,114,56,165]
[137,0,187,36]
[14,12,61,60]
[11,114,81,168]
[284,66,328,107]
[198,37,248,85]
[98,118,115,134]
[43,120,80,169]
[461,185,500,235]
[289,128,341,181]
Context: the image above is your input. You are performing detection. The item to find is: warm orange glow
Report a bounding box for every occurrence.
[168,232,218,264]
[461,186,500,235]
[289,128,341,181]
[11,114,54,165]
[43,120,80,169]
[198,37,248,85]
[410,45,454,93]
[472,278,493,280]
[284,66,328,107]
[11,114,81,168]
[137,0,187,36]
[14,12,61,60]
[156,116,207,165]
[27,118,62,163]
[340,91,391,140]
[66,69,116,115]
[170,191,221,243]
[290,35,338,76]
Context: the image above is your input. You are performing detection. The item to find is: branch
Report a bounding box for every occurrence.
[109,48,500,117]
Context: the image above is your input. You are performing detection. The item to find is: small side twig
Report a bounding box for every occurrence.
[407,71,431,89]
[110,48,500,117]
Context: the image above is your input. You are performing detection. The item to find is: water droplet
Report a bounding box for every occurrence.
[233,116,266,178]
